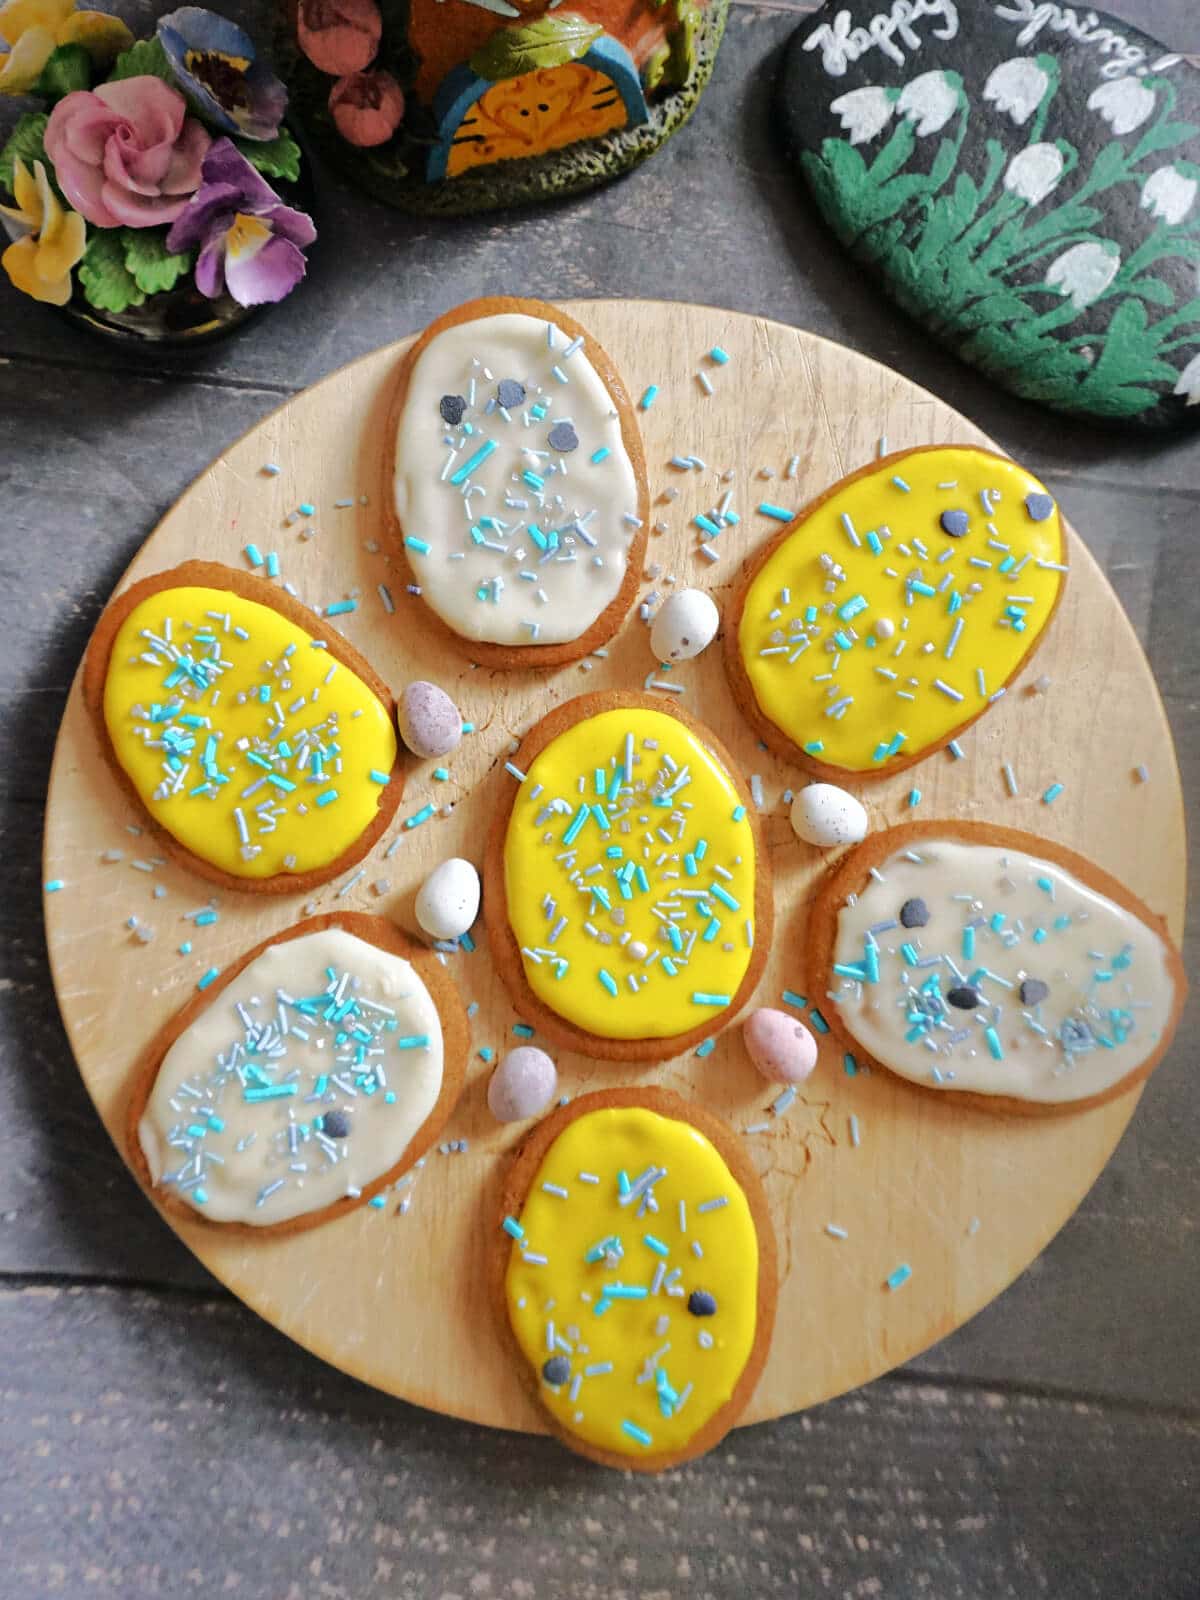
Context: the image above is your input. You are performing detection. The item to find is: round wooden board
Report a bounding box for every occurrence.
[43,301,1186,1434]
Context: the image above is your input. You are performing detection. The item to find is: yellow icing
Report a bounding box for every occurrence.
[502,707,757,1039]
[738,448,1066,773]
[102,585,397,879]
[505,1106,759,1459]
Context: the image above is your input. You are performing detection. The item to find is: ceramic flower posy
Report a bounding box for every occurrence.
[0,1,313,317]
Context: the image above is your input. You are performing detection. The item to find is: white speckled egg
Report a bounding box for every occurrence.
[399,680,462,759]
[789,784,868,849]
[488,1046,558,1122]
[415,857,480,940]
[651,589,720,662]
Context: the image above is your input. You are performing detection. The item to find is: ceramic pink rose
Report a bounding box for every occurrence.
[44,75,211,229]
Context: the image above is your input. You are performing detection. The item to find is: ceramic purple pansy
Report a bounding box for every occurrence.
[166,138,315,306]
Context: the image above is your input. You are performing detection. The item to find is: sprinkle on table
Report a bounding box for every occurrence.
[885,1263,912,1291]
[1042,782,1065,805]
[44,879,65,893]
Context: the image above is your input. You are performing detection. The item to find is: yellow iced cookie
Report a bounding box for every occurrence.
[730,446,1066,776]
[499,1094,774,1469]
[95,575,398,883]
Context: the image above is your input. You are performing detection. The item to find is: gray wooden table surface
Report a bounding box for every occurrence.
[5,2,1199,1594]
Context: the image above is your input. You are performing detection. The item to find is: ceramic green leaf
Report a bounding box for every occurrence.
[470,16,603,83]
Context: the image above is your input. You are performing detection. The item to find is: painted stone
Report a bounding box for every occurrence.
[775,1,1200,429]
[282,0,729,216]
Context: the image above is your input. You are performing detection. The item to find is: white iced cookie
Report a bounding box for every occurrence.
[790,783,868,848]
[820,831,1184,1108]
[136,927,446,1224]
[392,304,644,650]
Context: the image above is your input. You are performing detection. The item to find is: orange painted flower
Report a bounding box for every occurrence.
[0,157,86,305]
[0,0,131,95]
[328,68,403,147]
[296,0,380,77]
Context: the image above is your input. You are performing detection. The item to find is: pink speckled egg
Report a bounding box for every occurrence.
[487,1046,557,1123]
[743,1007,818,1084]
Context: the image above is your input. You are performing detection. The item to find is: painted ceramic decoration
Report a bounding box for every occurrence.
[280,0,728,214]
[775,1,1200,429]
[0,4,315,343]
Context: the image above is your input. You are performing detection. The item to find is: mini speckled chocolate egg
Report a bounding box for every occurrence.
[743,1008,818,1084]
[415,857,479,941]
[789,784,868,848]
[398,680,462,759]
[488,1046,558,1122]
[650,589,720,663]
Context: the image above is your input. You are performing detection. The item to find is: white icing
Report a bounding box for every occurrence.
[138,928,444,1224]
[830,840,1176,1104]
[393,312,641,647]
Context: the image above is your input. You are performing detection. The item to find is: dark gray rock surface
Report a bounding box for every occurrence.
[777,0,1200,428]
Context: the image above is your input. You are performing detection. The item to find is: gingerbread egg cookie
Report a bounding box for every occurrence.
[809,823,1185,1115]
[493,1088,777,1471]
[83,562,402,893]
[127,915,468,1232]
[388,297,649,667]
[484,692,772,1061]
[726,447,1067,779]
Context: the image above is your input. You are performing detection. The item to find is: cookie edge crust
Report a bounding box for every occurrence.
[382,295,650,669]
[482,689,774,1062]
[722,445,1068,782]
[489,1085,778,1471]
[122,912,470,1235]
[81,559,406,895]
[807,819,1187,1116]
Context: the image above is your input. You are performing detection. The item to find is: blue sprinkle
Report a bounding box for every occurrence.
[886,1263,912,1291]
[325,598,357,617]
[44,879,65,893]
[243,543,264,567]
[197,967,219,990]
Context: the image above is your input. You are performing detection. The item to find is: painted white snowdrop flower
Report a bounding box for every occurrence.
[1173,352,1200,406]
[1045,240,1121,310]
[984,58,1049,126]
[830,86,895,146]
[1004,142,1065,206]
[1088,77,1156,136]
[897,71,959,137]
[1142,164,1197,225]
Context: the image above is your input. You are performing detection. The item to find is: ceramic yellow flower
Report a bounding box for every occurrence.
[0,0,131,94]
[0,157,86,305]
